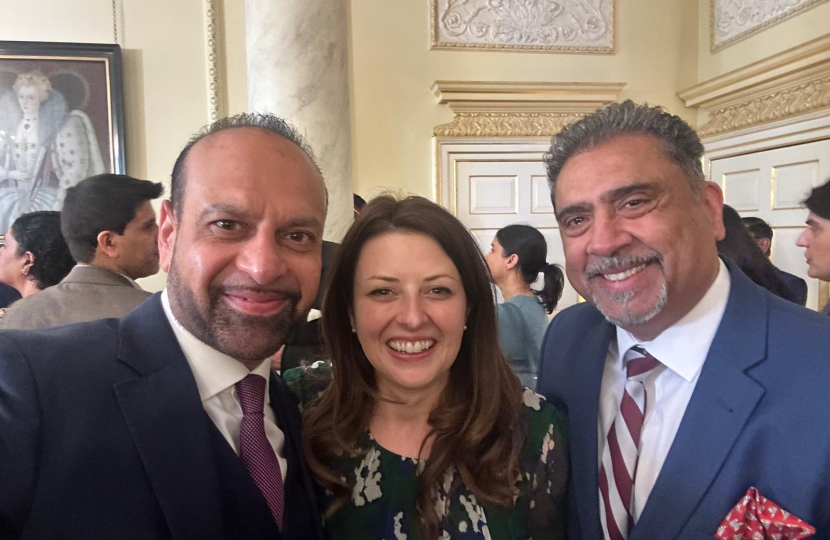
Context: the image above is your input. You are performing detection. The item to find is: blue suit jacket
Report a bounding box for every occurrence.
[0,295,326,540]
[538,263,830,540]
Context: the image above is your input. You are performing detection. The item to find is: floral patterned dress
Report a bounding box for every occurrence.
[284,367,568,540]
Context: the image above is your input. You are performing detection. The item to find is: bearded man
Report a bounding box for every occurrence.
[0,113,328,540]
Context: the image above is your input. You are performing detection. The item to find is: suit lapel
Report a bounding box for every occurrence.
[269,372,326,540]
[631,265,768,540]
[114,296,224,540]
[573,319,616,540]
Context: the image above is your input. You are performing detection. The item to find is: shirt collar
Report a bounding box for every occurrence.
[76,263,143,290]
[161,289,272,402]
[616,259,731,383]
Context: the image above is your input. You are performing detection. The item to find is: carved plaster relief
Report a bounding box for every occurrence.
[699,75,830,136]
[712,0,829,51]
[435,112,587,137]
[431,0,615,53]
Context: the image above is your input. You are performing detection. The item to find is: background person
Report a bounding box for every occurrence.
[485,224,564,387]
[742,215,808,306]
[0,210,74,304]
[796,177,830,314]
[717,205,799,304]
[3,174,162,329]
[293,195,568,540]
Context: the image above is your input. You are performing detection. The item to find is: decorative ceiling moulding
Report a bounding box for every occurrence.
[433,80,625,137]
[430,0,615,54]
[679,34,830,138]
[711,0,830,52]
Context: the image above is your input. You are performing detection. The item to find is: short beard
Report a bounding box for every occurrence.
[584,252,668,328]
[167,262,304,362]
[593,282,668,327]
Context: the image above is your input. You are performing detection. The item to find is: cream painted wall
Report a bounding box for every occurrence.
[698,0,830,82]
[349,0,700,200]
[3,0,222,291]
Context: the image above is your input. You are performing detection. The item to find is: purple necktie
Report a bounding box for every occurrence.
[236,374,285,529]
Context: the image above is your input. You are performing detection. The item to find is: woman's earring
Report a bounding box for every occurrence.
[351,327,356,333]
[463,324,468,331]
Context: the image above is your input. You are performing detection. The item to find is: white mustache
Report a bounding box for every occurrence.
[584,253,663,279]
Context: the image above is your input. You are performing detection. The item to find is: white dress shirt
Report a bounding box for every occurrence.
[598,259,730,520]
[161,289,287,480]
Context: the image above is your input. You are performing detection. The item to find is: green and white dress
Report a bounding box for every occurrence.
[284,366,568,540]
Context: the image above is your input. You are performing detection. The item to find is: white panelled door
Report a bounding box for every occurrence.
[709,139,830,310]
[450,156,580,316]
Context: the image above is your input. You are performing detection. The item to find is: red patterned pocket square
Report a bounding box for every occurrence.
[714,487,815,540]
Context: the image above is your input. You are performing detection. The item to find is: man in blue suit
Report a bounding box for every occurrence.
[0,113,328,539]
[538,101,830,540]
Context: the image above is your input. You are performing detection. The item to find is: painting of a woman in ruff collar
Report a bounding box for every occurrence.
[0,44,124,235]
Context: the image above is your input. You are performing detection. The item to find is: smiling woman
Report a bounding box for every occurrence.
[287,195,569,540]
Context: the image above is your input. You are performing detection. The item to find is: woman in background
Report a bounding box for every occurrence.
[485,224,564,388]
[0,210,74,301]
[718,205,799,304]
[292,195,567,540]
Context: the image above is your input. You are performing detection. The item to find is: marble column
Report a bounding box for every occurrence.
[246,0,352,241]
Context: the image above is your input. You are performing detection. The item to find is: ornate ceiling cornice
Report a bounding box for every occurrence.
[433,80,625,137]
[679,34,830,138]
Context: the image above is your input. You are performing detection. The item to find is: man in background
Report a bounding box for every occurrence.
[797,178,830,313]
[742,215,808,306]
[2,174,162,329]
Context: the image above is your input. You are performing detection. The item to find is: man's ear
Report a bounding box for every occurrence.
[158,200,177,273]
[96,230,120,259]
[702,181,726,242]
[757,237,772,256]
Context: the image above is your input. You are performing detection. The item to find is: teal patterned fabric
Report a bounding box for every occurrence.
[284,365,568,540]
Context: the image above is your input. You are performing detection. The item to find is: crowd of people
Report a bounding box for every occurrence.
[1,101,829,540]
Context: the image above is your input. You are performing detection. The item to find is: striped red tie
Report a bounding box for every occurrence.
[599,346,663,540]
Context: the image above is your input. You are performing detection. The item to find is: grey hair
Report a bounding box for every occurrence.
[544,100,705,209]
[170,112,324,216]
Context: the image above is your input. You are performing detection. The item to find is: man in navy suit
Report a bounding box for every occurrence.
[0,113,328,539]
[538,101,830,540]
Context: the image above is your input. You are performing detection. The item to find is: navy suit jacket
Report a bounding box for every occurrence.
[0,295,326,540]
[779,269,808,307]
[538,263,830,540]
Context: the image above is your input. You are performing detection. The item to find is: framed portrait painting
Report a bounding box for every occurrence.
[0,41,125,235]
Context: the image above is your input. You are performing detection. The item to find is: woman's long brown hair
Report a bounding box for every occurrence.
[302,195,526,539]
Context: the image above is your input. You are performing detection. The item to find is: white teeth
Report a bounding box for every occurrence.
[388,340,435,353]
[603,264,647,282]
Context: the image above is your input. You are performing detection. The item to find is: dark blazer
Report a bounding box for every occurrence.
[779,269,808,307]
[0,295,326,540]
[537,262,830,540]
[2,265,152,330]
[0,283,20,309]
